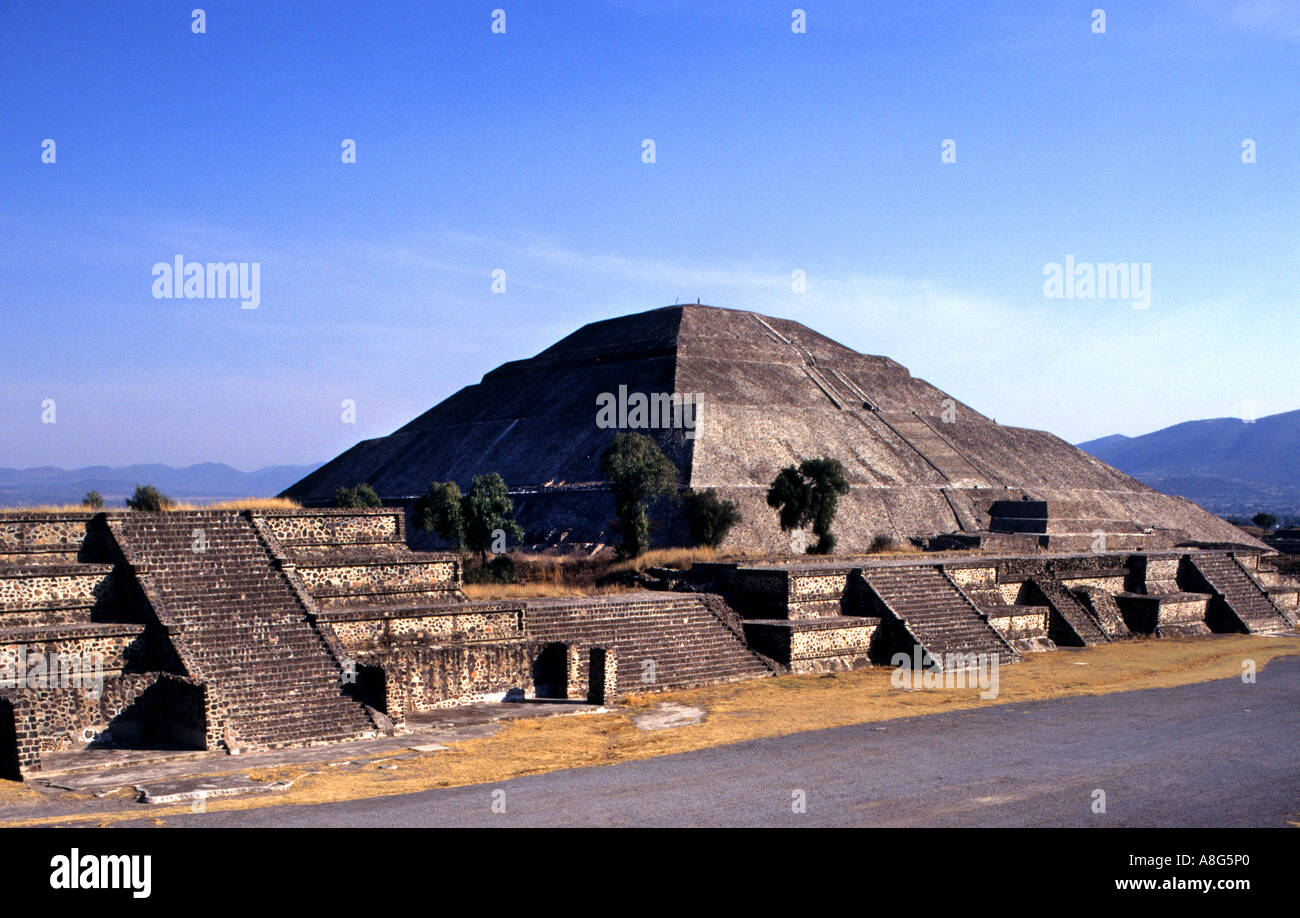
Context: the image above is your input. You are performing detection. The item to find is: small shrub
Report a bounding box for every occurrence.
[126,484,172,511]
[335,482,382,508]
[464,554,517,584]
[867,534,898,553]
[82,490,104,509]
[681,488,741,549]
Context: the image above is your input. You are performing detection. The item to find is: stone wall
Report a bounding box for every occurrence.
[327,607,523,648]
[745,618,880,673]
[987,607,1050,642]
[1,672,208,773]
[0,625,148,679]
[0,566,113,610]
[526,594,773,696]
[359,641,538,716]
[256,509,403,545]
[297,559,458,593]
[0,515,94,552]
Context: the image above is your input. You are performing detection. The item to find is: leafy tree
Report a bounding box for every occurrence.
[462,473,524,566]
[414,481,465,550]
[334,482,382,508]
[415,474,523,564]
[681,488,741,549]
[82,490,104,509]
[600,432,678,558]
[766,467,811,533]
[766,457,851,554]
[1252,512,1277,530]
[126,484,173,511]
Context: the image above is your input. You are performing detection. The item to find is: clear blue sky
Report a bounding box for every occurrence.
[2,0,1297,470]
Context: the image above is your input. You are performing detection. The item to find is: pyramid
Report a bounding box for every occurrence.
[284,304,1263,552]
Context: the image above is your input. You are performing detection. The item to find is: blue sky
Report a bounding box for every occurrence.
[2,0,1297,469]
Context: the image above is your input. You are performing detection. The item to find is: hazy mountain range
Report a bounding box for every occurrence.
[1078,409,1300,520]
[0,463,322,507]
[5,406,1296,518]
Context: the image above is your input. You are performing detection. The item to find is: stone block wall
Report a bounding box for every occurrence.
[1,671,208,773]
[0,566,113,615]
[361,641,538,716]
[987,607,1050,642]
[0,515,95,563]
[327,607,524,648]
[744,618,880,673]
[256,508,403,546]
[298,559,458,594]
[525,594,773,696]
[0,625,148,680]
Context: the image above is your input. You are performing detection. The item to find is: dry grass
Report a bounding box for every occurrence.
[461,582,628,599]
[168,497,302,511]
[0,497,301,513]
[607,546,718,573]
[3,633,1294,825]
[0,502,103,514]
[461,546,728,599]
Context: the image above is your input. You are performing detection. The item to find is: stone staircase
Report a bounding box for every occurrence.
[108,512,377,749]
[1028,576,1111,645]
[526,593,774,693]
[863,566,1019,668]
[1188,554,1294,635]
[1069,586,1130,639]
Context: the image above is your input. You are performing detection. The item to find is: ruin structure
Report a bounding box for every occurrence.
[286,305,1259,553]
[2,306,1294,778]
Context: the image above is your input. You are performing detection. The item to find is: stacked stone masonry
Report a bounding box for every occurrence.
[0,507,1292,777]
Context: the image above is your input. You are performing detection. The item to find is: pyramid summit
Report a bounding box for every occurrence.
[284,304,1260,552]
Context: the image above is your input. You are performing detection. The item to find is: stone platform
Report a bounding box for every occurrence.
[0,507,1293,779]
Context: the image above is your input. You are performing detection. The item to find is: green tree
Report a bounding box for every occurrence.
[82,490,104,509]
[766,467,811,533]
[415,474,523,565]
[681,488,741,549]
[334,482,382,508]
[414,481,465,550]
[462,473,524,566]
[600,432,678,558]
[126,484,173,511]
[766,457,851,554]
[1252,512,1277,530]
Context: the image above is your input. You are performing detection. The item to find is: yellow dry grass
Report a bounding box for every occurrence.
[461,582,629,599]
[607,546,719,573]
[0,503,103,514]
[167,497,302,511]
[2,633,1294,825]
[0,497,302,513]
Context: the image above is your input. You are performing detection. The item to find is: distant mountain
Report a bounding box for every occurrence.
[0,462,323,507]
[1078,409,1300,519]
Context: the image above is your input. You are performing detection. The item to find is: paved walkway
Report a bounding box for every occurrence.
[150,656,1300,827]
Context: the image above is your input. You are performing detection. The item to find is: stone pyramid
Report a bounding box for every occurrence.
[284,304,1261,552]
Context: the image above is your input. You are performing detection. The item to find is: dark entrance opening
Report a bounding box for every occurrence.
[587,647,607,705]
[0,699,19,780]
[533,643,568,699]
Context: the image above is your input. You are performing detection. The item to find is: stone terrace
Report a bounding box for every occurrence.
[0,507,1294,779]
[690,546,1296,671]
